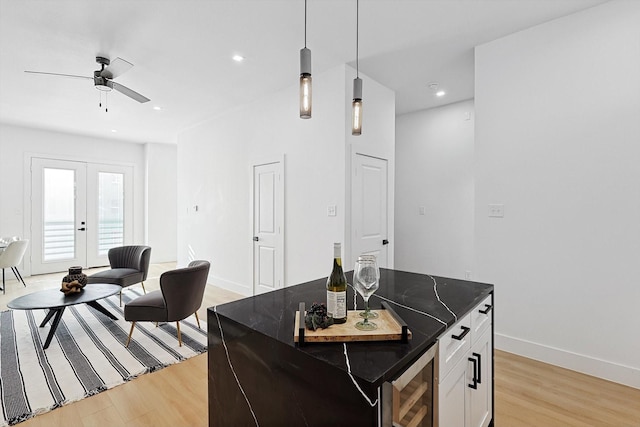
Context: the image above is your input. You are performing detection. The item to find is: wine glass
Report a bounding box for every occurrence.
[355,255,379,319]
[353,256,380,331]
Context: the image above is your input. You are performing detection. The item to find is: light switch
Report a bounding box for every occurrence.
[327,205,337,217]
[488,204,504,218]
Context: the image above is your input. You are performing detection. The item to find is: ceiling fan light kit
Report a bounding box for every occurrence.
[94,57,113,93]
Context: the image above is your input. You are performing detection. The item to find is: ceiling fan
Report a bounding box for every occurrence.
[25,56,150,105]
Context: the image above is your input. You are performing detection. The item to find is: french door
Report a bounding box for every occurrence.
[31,158,133,274]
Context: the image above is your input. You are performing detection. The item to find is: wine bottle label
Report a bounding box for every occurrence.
[327,290,347,319]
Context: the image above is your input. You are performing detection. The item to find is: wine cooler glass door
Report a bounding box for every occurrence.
[383,344,436,427]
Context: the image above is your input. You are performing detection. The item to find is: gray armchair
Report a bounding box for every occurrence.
[124,260,210,347]
[86,245,151,305]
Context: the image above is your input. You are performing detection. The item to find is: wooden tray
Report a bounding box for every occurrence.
[294,301,411,345]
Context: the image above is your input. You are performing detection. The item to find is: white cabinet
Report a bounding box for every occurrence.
[436,294,493,427]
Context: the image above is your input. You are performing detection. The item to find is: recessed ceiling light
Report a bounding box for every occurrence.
[153,106,162,111]
[436,91,446,97]
[111,129,117,133]
[232,55,245,62]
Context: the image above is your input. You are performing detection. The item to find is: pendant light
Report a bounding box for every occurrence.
[351,0,362,135]
[299,0,312,119]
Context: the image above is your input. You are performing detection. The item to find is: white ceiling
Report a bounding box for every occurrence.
[0,0,607,144]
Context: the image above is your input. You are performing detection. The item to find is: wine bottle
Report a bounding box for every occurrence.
[326,242,347,324]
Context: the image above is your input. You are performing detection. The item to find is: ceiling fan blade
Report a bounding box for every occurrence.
[106,80,150,103]
[101,57,133,79]
[24,71,92,80]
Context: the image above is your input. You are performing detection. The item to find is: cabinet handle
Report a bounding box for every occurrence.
[468,357,478,389]
[451,326,470,341]
[479,304,492,314]
[472,352,482,384]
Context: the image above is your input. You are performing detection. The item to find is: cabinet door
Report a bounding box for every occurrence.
[467,328,492,427]
[438,354,468,427]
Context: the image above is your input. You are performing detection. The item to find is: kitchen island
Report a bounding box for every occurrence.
[208,269,493,426]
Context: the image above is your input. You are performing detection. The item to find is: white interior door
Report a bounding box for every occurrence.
[31,158,134,274]
[31,158,88,274]
[253,161,284,295]
[352,154,389,267]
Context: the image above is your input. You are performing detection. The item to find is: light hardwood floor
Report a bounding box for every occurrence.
[1,264,639,426]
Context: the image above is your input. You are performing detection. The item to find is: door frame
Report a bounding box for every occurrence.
[23,152,137,277]
[250,154,285,295]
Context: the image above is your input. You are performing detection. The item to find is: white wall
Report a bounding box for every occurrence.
[145,143,177,262]
[395,100,474,278]
[177,64,395,295]
[0,123,176,272]
[475,0,640,388]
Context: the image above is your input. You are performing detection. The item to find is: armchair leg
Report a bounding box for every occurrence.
[141,281,146,294]
[126,322,136,347]
[176,321,182,347]
[11,267,27,287]
[194,311,201,328]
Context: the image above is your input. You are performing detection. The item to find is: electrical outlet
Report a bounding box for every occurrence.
[327,205,337,217]
[419,206,426,215]
[465,271,471,280]
[488,204,504,218]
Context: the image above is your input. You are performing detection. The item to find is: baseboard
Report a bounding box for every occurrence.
[208,275,252,298]
[495,333,640,390]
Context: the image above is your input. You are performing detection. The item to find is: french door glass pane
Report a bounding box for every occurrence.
[43,168,75,261]
[98,172,124,256]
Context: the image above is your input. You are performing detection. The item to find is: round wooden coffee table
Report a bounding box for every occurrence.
[8,283,121,349]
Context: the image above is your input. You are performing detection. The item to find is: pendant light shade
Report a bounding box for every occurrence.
[300,47,312,119]
[352,77,362,135]
[299,0,312,119]
[351,0,362,135]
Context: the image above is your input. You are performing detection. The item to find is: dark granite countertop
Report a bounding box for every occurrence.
[211,268,493,387]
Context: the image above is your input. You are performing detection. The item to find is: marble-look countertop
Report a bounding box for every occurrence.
[212,268,493,387]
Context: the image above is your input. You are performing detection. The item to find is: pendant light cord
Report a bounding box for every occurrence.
[356,0,359,78]
[304,0,307,48]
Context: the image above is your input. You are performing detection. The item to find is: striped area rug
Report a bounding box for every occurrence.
[0,291,207,426]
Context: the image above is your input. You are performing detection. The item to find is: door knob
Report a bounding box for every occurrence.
[382,239,389,245]
[77,228,86,231]
[253,236,259,241]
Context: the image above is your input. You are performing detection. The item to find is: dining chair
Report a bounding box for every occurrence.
[86,245,152,306]
[0,239,29,294]
[124,260,210,347]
